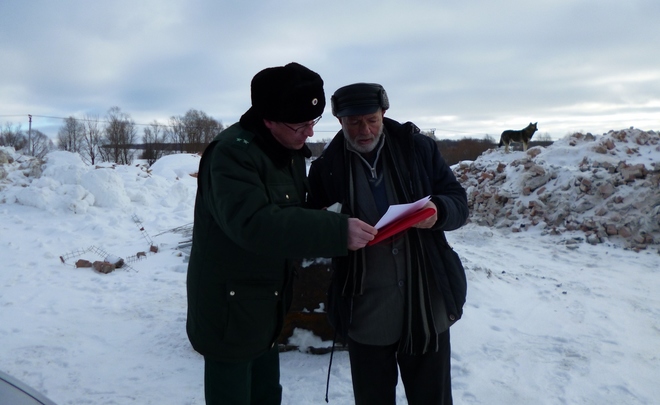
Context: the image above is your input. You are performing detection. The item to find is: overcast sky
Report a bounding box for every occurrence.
[1,0,659,142]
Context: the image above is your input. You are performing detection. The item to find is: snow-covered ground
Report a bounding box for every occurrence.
[1,132,658,404]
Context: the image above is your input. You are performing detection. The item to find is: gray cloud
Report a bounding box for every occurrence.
[1,0,658,142]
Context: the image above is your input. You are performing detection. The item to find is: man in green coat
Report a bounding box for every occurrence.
[186,62,377,405]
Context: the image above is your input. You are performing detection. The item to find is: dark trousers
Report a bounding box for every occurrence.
[204,346,282,405]
[347,330,453,405]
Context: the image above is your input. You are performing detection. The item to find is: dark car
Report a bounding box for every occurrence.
[0,370,57,405]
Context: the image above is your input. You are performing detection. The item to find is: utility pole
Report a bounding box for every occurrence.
[28,114,32,156]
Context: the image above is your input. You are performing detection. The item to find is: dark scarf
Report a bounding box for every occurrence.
[343,125,440,355]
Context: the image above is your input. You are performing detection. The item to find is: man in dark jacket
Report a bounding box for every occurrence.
[308,83,469,405]
[186,64,377,405]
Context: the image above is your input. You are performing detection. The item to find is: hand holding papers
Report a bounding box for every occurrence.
[368,196,435,246]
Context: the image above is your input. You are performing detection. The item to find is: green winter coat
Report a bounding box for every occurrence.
[186,111,348,362]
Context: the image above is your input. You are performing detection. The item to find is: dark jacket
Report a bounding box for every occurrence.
[307,117,469,345]
[186,110,349,362]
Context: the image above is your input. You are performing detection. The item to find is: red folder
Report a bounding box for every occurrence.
[367,207,435,246]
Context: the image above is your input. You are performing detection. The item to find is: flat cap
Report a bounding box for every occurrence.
[331,83,389,117]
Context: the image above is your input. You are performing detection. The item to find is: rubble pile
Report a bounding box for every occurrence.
[453,128,660,252]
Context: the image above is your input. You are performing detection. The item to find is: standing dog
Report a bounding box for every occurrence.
[499,122,538,152]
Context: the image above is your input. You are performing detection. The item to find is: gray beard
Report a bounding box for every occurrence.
[344,125,384,154]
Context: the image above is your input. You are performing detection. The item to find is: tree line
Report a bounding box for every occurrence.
[57,107,224,165]
[2,110,552,167]
[0,107,224,165]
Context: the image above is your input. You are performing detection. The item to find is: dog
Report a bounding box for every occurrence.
[499,122,538,153]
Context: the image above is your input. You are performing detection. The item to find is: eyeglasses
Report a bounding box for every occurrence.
[281,116,322,133]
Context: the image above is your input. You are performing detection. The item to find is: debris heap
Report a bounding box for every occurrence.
[453,129,660,252]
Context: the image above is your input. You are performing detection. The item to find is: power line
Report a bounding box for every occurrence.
[25,114,180,128]
[2,113,211,129]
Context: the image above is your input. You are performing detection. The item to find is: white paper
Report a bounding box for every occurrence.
[326,202,342,213]
[374,196,431,229]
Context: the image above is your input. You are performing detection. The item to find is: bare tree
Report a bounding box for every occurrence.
[80,115,103,165]
[165,115,185,152]
[103,106,137,165]
[0,122,28,150]
[57,116,85,153]
[165,109,223,153]
[183,109,222,152]
[142,120,167,165]
[25,129,55,159]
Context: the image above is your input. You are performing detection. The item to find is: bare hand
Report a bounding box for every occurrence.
[412,201,438,229]
[347,218,377,251]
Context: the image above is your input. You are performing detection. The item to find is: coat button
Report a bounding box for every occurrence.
[398,280,404,287]
[449,314,456,321]
[392,248,399,255]
[285,194,290,199]
[274,291,279,296]
[229,291,235,296]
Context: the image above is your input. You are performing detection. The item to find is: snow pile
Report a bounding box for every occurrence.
[453,128,660,252]
[0,147,200,214]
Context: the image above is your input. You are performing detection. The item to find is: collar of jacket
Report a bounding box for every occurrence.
[240,107,312,169]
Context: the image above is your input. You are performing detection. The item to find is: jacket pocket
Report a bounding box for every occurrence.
[223,280,282,348]
[267,183,301,207]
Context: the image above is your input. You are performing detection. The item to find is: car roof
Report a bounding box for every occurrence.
[0,370,57,405]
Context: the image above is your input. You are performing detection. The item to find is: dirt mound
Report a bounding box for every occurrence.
[453,128,660,252]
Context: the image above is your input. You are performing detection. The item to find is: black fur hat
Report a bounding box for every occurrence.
[250,62,325,123]
[331,82,390,117]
